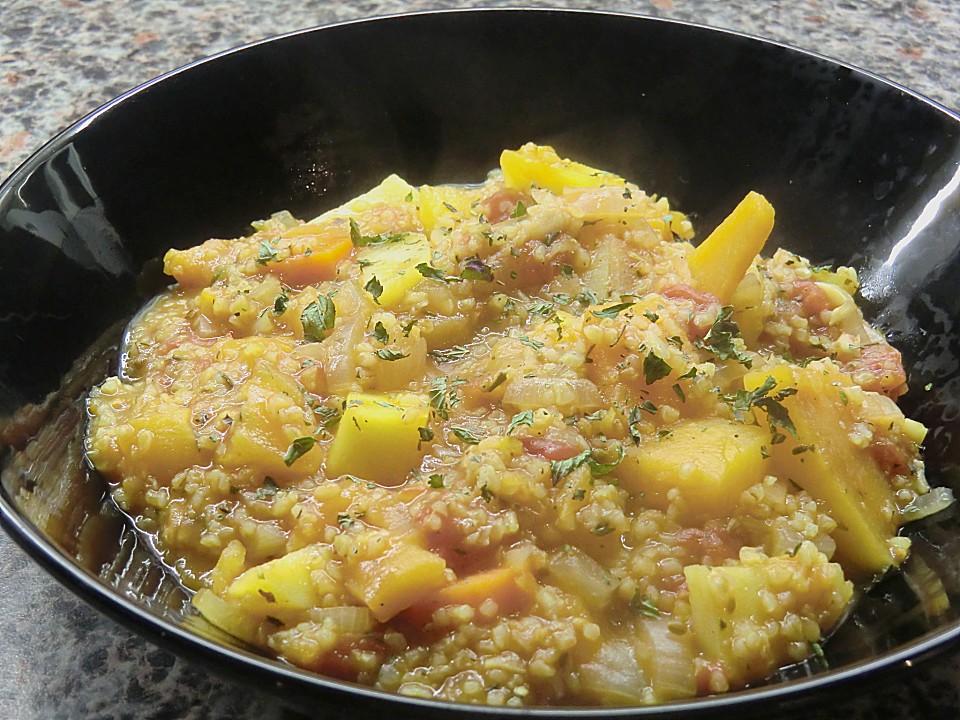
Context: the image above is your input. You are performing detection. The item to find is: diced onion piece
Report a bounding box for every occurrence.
[579,640,647,704]
[307,605,377,634]
[902,486,955,523]
[638,621,696,702]
[547,546,617,611]
[502,377,603,414]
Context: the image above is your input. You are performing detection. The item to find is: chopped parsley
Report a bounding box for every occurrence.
[725,376,798,440]
[550,445,625,485]
[372,321,389,344]
[416,262,457,282]
[428,473,445,488]
[313,405,341,430]
[699,306,752,366]
[418,426,434,443]
[255,239,278,265]
[376,348,408,361]
[451,426,481,444]
[301,295,336,342]
[519,336,544,350]
[591,301,635,320]
[429,377,465,419]
[430,345,471,362]
[349,218,408,247]
[272,289,289,315]
[484,372,508,392]
[506,410,534,434]
[283,437,316,466]
[364,275,384,303]
[460,258,494,282]
[255,477,280,500]
[510,200,528,218]
[643,352,672,384]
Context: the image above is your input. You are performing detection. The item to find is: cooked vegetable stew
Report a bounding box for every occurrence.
[86,144,940,706]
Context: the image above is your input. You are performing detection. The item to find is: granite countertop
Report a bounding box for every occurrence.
[3,2,960,719]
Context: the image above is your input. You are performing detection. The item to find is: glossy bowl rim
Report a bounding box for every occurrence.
[2,7,960,716]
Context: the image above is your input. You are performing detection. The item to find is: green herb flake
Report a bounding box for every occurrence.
[643,310,659,322]
[429,377,466,419]
[460,258,494,282]
[256,239,278,265]
[272,289,289,316]
[418,426,435,442]
[314,405,341,430]
[364,276,384,303]
[631,593,661,619]
[451,426,481,444]
[510,200,527,218]
[699,306,752,367]
[428,473,445,488]
[643,352,672,384]
[484,372,508,393]
[591,301,635,320]
[519,336,545,350]
[301,295,336,343]
[372,321,389,344]
[350,218,408,247]
[572,488,586,501]
[639,400,658,414]
[672,383,686,402]
[480,484,494,502]
[255,477,280,500]
[507,410,534,435]
[376,348,408,361]
[337,512,354,529]
[283,437,316,467]
[430,345,471,362]
[416,262,453,282]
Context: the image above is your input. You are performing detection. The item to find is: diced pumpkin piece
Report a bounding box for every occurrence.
[419,184,483,233]
[325,391,431,485]
[684,543,852,688]
[500,142,623,194]
[216,364,321,481]
[224,543,339,615]
[616,418,770,518]
[687,191,775,303]
[310,174,417,222]
[192,588,263,645]
[164,238,239,289]
[357,234,431,307]
[123,404,207,480]
[258,223,353,286]
[743,362,902,577]
[345,542,448,622]
[403,566,536,625]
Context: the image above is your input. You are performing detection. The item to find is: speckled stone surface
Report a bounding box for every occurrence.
[2,2,960,719]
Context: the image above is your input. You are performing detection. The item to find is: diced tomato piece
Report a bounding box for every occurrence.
[662,284,721,339]
[843,344,908,398]
[520,435,581,461]
[481,189,530,224]
[312,635,388,681]
[791,279,831,317]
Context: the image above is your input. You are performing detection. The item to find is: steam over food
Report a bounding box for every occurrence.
[86,144,938,706]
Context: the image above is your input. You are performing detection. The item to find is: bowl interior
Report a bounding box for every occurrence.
[2,8,960,717]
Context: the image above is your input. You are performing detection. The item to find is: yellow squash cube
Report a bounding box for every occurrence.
[325,391,431,485]
[616,418,770,518]
[358,233,432,308]
[345,541,448,622]
[500,143,623,193]
[743,362,901,577]
[687,191,775,303]
[685,543,852,687]
[224,543,339,615]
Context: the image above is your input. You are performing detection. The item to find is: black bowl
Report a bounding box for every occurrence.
[2,8,960,718]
